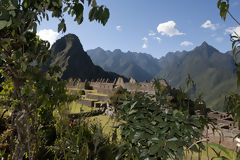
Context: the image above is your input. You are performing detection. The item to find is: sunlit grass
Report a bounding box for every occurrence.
[87,92,108,96]
[184,143,236,160]
[68,101,237,159]
[69,101,97,113]
[68,101,120,139]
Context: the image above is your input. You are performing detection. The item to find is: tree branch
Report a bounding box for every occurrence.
[185,139,209,151]
[228,11,240,26]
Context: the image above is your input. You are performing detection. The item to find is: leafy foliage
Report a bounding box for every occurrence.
[0,0,110,159]
[217,0,229,21]
[53,108,117,160]
[217,0,240,159]
[116,80,210,160]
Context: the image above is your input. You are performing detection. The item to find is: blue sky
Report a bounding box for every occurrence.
[37,0,240,58]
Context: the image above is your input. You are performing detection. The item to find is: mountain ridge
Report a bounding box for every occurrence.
[49,34,128,82]
[87,42,237,110]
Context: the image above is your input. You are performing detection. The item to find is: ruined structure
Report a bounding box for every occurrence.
[68,77,239,149]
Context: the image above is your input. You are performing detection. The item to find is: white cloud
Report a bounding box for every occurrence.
[201,20,218,30]
[215,37,224,42]
[142,37,148,49]
[142,43,147,49]
[37,29,59,46]
[116,25,122,31]
[142,37,148,42]
[148,31,156,36]
[180,41,193,46]
[225,26,240,37]
[157,21,185,37]
[154,37,161,42]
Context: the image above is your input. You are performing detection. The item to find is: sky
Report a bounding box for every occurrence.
[37,0,240,58]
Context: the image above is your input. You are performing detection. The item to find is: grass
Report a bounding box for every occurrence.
[68,88,81,91]
[184,143,237,160]
[87,92,108,96]
[95,101,106,104]
[82,98,98,101]
[69,101,98,113]
[68,101,237,159]
[68,101,120,138]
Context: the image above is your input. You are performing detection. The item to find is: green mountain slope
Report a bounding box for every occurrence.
[49,34,127,81]
[158,42,238,110]
[87,48,160,82]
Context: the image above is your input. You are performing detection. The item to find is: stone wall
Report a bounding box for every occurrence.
[87,77,156,95]
[69,77,239,149]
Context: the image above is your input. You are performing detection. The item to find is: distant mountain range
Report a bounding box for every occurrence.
[47,33,238,110]
[87,42,238,110]
[49,34,127,82]
[87,48,160,82]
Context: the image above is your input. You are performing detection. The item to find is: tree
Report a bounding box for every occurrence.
[217,0,240,132]
[0,0,109,159]
[115,80,211,159]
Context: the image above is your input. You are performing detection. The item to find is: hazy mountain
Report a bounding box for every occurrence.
[87,42,238,110]
[158,42,238,110]
[49,34,127,82]
[87,48,160,82]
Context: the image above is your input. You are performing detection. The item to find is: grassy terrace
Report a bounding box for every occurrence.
[66,88,237,158]
[68,101,236,159]
[87,92,109,96]
[69,101,118,136]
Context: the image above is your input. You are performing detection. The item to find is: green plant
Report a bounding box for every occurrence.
[116,79,210,160]
[53,107,117,160]
[0,0,110,159]
[208,142,240,160]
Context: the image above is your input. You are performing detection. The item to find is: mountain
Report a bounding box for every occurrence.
[158,42,238,110]
[49,34,127,81]
[87,48,160,82]
[87,42,238,110]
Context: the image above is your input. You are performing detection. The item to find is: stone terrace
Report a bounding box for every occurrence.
[68,77,240,149]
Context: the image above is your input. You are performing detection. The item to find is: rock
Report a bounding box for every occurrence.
[129,77,137,84]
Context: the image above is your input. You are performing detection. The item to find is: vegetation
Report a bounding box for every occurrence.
[0,0,239,159]
[88,42,237,111]
[217,0,240,135]
[0,0,110,159]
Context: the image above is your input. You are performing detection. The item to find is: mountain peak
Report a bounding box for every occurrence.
[113,49,122,53]
[94,47,104,52]
[201,41,209,47]
[64,33,79,40]
[194,41,219,53]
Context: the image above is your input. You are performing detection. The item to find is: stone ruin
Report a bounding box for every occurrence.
[68,77,239,149]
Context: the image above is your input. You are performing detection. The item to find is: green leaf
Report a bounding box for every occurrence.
[89,7,97,21]
[167,137,178,142]
[130,101,137,110]
[0,19,12,30]
[32,22,37,34]
[63,6,68,12]
[11,0,18,8]
[208,143,232,159]
[22,63,27,72]
[0,7,10,20]
[101,8,110,25]
[58,19,65,33]
[73,3,84,18]
[149,144,159,155]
